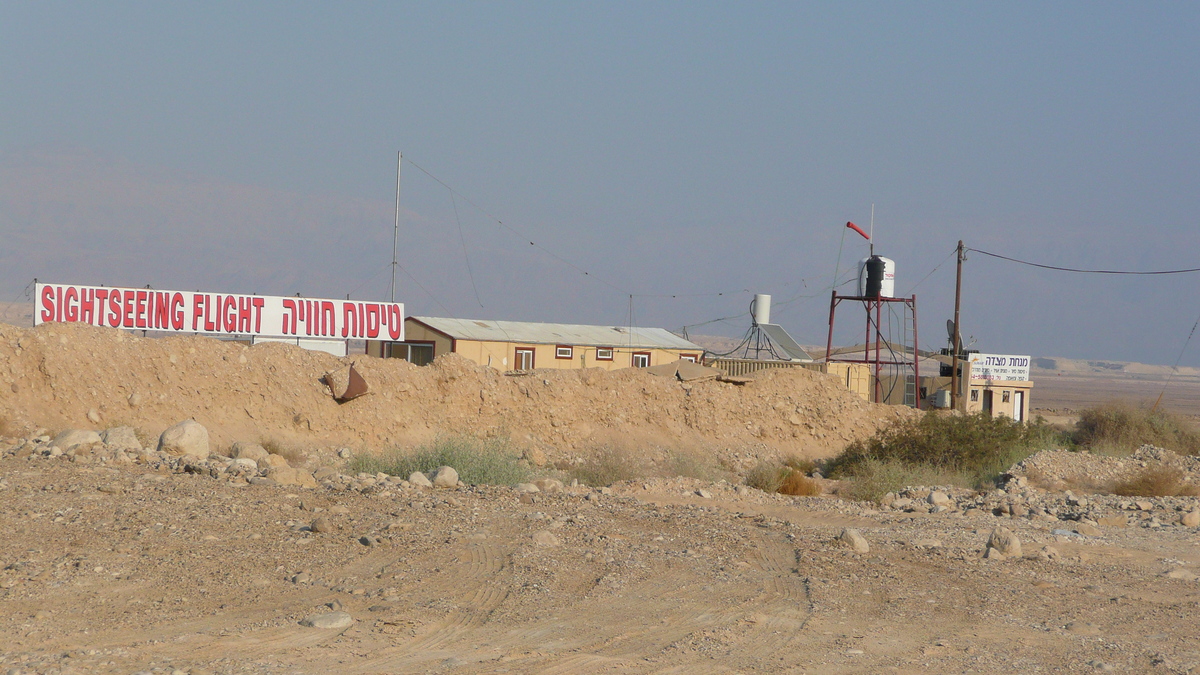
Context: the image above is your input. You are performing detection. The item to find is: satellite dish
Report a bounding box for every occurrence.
[946,319,956,341]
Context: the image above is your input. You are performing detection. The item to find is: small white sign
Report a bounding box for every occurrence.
[968,353,1031,381]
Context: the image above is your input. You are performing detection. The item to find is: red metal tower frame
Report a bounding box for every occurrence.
[825,291,920,409]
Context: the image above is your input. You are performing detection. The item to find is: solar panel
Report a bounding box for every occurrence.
[759,324,813,362]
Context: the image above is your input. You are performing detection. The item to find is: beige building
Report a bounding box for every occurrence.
[366,316,705,371]
[924,354,1033,421]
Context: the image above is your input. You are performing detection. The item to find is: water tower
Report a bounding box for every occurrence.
[825,242,920,408]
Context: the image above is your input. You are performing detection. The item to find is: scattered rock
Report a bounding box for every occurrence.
[52,429,102,451]
[516,482,540,494]
[696,489,713,499]
[266,467,317,488]
[102,427,142,453]
[310,517,335,534]
[431,466,459,488]
[86,409,102,424]
[299,611,354,629]
[231,442,270,463]
[1165,568,1198,581]
[262,454,290,469]
[1065,621,1100,635]
[837,528,869,554]
[927,491,952,508]
[1096,515,1128,528]
[523,446,547,467]
[1074,523,1101,537]
[987,527,1022,557]
[157,419,210,459]
[409,472,433,488]
[1181,509,1200,528]
[533,530,562,547]
[534,478,564,494]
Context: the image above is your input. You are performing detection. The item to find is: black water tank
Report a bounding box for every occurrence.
[865,256,886,298]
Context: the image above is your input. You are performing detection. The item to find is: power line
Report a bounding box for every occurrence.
[967,248,1200,275]
[403,157,750,301]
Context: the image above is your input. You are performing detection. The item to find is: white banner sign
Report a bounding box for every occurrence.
[34,282,404,342]
[968,353,1031,381]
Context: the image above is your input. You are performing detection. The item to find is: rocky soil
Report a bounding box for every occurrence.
[2,321,1200,673]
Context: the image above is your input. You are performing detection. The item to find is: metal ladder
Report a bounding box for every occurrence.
[902,305,917,407]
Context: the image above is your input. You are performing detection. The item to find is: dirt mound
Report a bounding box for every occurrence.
[0,321,913,468]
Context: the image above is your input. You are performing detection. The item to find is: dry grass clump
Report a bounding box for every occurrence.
[744,460,786,493]
[778,471,821,496]
[744,457,822,496]
[1075,403,1200,456]
[1106,464,1200,497]
[349,436,531,486]
[569,445,646,487]
[663,449,731,482]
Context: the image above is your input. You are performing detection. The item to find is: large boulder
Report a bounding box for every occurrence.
[102,427,142,453]
[987,527,1022,558]
[157,419,210,459]
[230,442,270,463]
[432,466,459,488]
[52,429,102,451]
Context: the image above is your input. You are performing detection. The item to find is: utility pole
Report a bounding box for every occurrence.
[950,240,964,411]
[390,151,402,303]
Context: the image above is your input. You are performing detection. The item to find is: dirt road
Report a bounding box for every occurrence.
[3,448,1199,674]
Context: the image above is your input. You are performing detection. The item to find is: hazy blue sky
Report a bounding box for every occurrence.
[2,2,1198,365]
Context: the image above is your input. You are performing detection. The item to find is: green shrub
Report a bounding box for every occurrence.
[568,445,645,487]
[836,457,973,503]
[348,436,531,486]
[827,411,1059,491]
[1075,403,1200,456]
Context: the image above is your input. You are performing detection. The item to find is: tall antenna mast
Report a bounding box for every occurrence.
[390,151,402,302]
[869,203,875,257]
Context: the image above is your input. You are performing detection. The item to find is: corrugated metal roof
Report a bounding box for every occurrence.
[409,316,703,351]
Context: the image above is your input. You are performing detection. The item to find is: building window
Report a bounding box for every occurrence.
[1002,391,1011,403]
[970,389,979,402]
[386,341,435,366]
[515,348,535,371]
[679,353,698,363]
[632,352,650,368]
[555,345,573,360]
[595,347,614,361]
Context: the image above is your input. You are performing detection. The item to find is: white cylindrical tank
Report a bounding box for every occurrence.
[857,256,896,297]
[752,294,772,325]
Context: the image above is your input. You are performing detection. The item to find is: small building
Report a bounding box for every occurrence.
[924,352,1033,422]
[366,316,705,371]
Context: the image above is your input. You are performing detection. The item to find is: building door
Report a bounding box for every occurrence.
[1013,391,1024,422]
[982,389,994,416]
